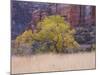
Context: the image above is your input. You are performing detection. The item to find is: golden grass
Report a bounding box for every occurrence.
[11,52,96,74]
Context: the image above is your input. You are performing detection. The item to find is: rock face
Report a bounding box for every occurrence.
[11,1,96,43]
[55,5,79,26]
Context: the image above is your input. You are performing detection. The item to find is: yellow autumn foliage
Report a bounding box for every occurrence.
[16,29,34,46]
[15,15,80,52]
[35,15,80,53]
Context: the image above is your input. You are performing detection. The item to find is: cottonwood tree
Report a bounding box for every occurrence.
[16,15,80,53]
[33,15,80,52]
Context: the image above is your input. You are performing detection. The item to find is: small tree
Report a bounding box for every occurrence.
[15,15,80,53]
[33,15,80,53]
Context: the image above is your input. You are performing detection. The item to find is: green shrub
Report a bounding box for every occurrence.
[12,43,33,56]
[91,44,96,51]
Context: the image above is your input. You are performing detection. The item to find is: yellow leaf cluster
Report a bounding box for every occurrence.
[15,29,34,45]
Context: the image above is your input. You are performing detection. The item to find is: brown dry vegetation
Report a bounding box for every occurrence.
[11,52,95,74]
